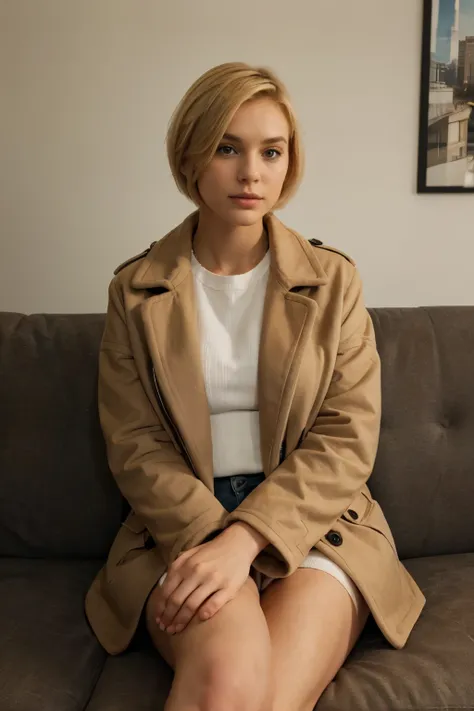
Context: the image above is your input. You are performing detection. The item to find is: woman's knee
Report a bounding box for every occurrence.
[195,652,271,711]
[169,577,272,710]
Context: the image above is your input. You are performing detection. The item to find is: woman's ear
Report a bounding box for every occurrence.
[180,157,191,177]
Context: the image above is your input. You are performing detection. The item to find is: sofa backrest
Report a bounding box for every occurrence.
[0,313,123,559]
[368,306,474,560]
[0,307,473,561]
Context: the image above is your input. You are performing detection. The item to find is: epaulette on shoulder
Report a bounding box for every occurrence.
[113,241,157,275]
[308,238,355,266]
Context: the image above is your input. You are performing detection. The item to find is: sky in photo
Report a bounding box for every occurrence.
[436,0,474,63]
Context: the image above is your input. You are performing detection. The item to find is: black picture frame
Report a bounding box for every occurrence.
[417,0,474,192]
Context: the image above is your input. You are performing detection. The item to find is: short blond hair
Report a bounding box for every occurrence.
[166,62,304,210]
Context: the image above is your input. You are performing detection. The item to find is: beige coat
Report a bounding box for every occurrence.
[85,209,425,654]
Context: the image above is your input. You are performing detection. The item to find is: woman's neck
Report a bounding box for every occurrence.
[192,210,268,276]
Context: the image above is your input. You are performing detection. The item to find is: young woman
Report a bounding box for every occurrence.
[85,62,425,711]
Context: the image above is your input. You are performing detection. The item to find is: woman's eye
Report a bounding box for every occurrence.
[216,145,281,159]
[217,145,237,156]
[264,148,281,160]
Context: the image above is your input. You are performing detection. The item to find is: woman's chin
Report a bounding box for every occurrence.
[225,206,265,226]
[199,200,265,227]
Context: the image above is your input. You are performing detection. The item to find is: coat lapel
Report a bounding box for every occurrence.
[132,212,215,490]
[258,214,328,474]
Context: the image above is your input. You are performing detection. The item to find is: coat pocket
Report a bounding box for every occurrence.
[106,512,154,578]
[340,489,398,556]
[341,489,374,525]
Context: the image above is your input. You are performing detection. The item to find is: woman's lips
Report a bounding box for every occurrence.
[229,196,262,208]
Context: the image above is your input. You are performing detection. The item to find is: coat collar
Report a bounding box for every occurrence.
[131,210,329,291]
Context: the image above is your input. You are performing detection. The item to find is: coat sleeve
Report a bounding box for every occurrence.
[224,266,382,577]
[99,277,228,565]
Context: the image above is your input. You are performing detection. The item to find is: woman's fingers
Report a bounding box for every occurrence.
[157,569,223,630]
[154,575,181,621]
[166,581,226,634]
[155,575,198,629]
[197,588,231,622]
[154,548,200,619]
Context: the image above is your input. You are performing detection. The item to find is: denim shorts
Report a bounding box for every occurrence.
[213,472,265,512]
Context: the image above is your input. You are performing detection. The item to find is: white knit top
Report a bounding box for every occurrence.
[191,249,271,478]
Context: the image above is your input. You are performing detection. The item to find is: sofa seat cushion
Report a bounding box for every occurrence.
[84,641,173,711]
[0,558,106,711]
[318,552,474,710]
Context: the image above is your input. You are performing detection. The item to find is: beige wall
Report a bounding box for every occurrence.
[1,0,473,313]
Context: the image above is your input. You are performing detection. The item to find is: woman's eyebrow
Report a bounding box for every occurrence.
[222,132,288,145]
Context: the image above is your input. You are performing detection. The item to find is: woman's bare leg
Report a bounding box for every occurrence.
[259,568,369,711]
[145,576,273,711]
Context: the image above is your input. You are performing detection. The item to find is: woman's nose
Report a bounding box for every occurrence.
[237,155,260,182]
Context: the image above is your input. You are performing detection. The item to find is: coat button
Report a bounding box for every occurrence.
[325,530,343,546]
[347,509,359,520]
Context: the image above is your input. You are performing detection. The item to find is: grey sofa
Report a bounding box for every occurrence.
[0,306,473,711]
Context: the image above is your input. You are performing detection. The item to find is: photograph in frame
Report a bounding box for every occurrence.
[418,0,474,192]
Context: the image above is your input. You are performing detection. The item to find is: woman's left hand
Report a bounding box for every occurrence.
[153,523,266,635]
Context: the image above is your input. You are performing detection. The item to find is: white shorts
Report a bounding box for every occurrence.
[253,549,364,612]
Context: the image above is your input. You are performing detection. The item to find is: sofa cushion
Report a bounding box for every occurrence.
[84,643,172,711]
[367,306,474,560]
[317,552,474,710]
[0,312,124,559]
[0,558,106,711]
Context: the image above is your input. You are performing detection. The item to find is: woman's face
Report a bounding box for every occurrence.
[196,97,290,226]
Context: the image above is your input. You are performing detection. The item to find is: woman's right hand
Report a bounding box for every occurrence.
[153,522,265,634]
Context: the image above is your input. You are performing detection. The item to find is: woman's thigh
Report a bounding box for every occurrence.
[145,575,272,707]
[260,568,369,711]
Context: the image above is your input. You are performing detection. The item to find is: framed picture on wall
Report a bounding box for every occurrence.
[417,0,474,192]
